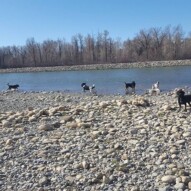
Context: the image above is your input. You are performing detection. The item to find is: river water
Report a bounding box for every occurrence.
[0,65,191,95]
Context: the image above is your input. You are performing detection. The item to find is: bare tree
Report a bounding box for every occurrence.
[71,36,79,64]
[57,39,64,64]
[136,29,152,60]
[103,30,109,62]
[123,39,136,62]
[18,46,27,67]
[172,25,184,59]
[114,40,123,63]
[10,46,21,67]
[36,43,43,65]
[41,40,58,66]
[77,34,84,64]
[26,38,38,67]
[84,34,95,64]
[0,47,13,68]
[150,27,166,60]
[181,36,191,59]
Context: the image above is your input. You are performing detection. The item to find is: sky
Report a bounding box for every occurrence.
[0,0,191,47]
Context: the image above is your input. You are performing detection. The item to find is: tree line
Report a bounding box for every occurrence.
[0,25,191,69]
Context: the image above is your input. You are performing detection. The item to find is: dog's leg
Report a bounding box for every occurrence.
[184,104,187,111]
[178,101,181,111]
[132,87,135,94]
[188,102,191,112]
[177,97,182,111]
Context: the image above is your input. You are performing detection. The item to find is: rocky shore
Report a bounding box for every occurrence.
[0,59,191,73]
[1,90,191,190]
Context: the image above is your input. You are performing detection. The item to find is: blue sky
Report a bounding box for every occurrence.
[0,0,191,46]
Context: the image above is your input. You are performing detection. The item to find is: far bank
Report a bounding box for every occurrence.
[0,59,191,73]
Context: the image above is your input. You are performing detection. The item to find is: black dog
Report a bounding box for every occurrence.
[124,81,136,94]
[81,83,96,93]
[177,89,191,111]
[7,83,19,90]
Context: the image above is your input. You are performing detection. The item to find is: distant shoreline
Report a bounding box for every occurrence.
[0,59,191,73]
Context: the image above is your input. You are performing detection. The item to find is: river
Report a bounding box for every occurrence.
[0,65,191,94]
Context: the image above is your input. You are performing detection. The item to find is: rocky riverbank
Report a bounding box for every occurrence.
[1,90,191,190]
[0,59,191,73]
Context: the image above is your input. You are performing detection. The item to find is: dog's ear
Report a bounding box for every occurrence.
[81,83,86,87]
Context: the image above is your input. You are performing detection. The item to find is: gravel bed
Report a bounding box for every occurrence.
[1,90,191,190]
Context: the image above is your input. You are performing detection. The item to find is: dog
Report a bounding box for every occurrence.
[152,81,159,89]
[150,81,160,95]
[124,81,136,94]
[148,88,160,95]
[81,83,96,94]
[176,89,191,111]
[7,83,19,90]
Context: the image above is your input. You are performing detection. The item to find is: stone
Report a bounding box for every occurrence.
[161,175,176,184]
[39,177,50,186]
[66,122,78,128]
[82,161,89,169]
[38,123,54,131]
[60,115,73,123]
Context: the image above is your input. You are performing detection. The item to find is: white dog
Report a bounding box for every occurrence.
[149,81,160,95]
[152,81,159,89]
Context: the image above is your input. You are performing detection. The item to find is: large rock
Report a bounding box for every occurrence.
[161,175,176,184]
